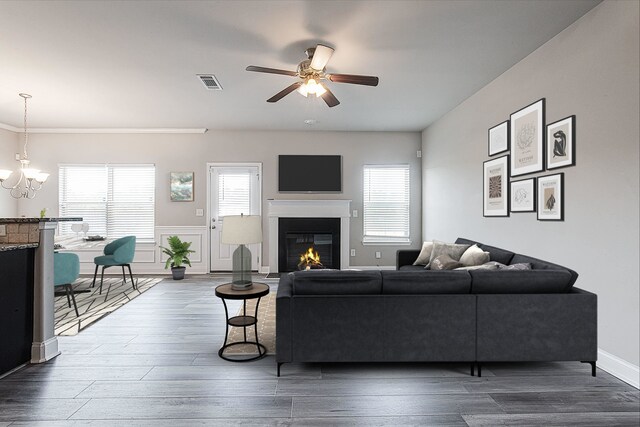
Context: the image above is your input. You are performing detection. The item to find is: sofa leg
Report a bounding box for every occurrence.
[581,361,596,377]
[477,363,482,378]
[277,362,284,377]
[470,363,475,376]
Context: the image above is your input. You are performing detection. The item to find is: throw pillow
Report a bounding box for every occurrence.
[430,254,464,270]
[413,241,434,265]
[427,240,471,268]
[498,263,532,271]
[455,261,502,271]
[459,244,491,267]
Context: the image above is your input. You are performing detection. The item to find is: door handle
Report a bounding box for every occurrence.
[211,225,216,229]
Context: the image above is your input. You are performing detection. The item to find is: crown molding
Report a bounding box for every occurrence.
[0,123,208,134]
[0,123,20,132]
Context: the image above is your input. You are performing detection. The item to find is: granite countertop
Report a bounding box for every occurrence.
[0,217,83,223]
[0,243,39,252]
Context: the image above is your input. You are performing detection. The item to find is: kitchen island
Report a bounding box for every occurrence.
[0,217,81,376]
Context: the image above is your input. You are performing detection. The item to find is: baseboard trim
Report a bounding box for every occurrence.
[598,348,639,389]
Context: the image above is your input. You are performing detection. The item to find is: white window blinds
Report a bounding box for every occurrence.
[217,170,252,217]
[363,165,410,244]
[59,164,155,239]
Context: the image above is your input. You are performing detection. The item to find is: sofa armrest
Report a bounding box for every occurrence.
[276,273,293,363]
[396,250,420,270]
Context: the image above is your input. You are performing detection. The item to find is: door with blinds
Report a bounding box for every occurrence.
[209,165,261,271]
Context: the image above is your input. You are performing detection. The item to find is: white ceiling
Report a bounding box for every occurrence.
[0,0,600,132]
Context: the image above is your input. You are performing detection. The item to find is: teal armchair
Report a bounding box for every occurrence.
[91,236,137,295]
[54,252,80,317]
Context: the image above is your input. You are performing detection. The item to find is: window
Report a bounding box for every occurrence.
[217,170,253,217]
[363,164,410,244]
[59,164,155,240]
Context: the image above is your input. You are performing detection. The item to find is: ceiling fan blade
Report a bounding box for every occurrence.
[310,44,334,71]
[327,73,379,86]
[267,82,303,103]
[320,87,340,108]
[246,65,298,77]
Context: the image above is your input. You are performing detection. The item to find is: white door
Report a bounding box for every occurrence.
[209,164,261,271]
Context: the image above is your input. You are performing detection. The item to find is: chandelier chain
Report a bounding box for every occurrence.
[23,94,29,160]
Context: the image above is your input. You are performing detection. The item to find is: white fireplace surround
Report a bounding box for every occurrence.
[267,199,351,273]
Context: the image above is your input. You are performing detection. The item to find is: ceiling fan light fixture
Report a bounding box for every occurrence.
[297,84,309,97]
[297,78,326,98]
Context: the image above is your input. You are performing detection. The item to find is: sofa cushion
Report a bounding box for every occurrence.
[381,271,471,294]
[292,270,382,295]
[430,254,464,270]
[510,254,579,290]
[470,270,573,294]
[459,244,491,266]
[412,241,434,265]
[398,265,428,272]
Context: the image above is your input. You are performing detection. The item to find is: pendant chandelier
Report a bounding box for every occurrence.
[0,93,49,199]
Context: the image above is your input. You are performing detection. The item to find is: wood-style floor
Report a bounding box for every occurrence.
[1,277,638,426]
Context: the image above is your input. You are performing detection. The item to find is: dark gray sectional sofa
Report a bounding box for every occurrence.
[276,237,597,377]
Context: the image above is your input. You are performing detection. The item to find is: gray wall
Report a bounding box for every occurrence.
[422,1,639,365]
[0,128,18,217]
[13,130,421,266]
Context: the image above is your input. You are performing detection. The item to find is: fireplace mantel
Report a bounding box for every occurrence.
[267,199,351,273]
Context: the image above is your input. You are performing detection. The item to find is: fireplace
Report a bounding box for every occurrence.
[267,199,350,273]
[278,217,340,272]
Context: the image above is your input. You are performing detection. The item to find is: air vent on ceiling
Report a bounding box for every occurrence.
[197,74,222,90]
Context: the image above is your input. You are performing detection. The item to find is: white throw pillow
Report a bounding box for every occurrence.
[413,241,434,265]
[459,244,491,267]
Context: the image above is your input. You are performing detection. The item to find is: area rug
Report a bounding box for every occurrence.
[224,292,276,355]
[54,276,163,336]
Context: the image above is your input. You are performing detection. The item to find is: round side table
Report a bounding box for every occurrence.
[215,282,269,362]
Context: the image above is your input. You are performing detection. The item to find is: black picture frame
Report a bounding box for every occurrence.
[510,177,536,213]
[488,120,510,156]
[483,155,510,217]
[537,172,564,221]
[510,98,545,177]
[546,115,576,170]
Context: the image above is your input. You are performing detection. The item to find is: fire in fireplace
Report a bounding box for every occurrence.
[298,246,324,270]
[278,217,340,272]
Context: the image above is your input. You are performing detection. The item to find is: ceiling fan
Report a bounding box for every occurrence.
[246,44,379,108]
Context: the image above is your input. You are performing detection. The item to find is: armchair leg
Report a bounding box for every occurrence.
[64,286,72,308]
[127,264,135,290]
[277,362,284,377]
[470,363,475,376]
[91,264,99,288]
[122,265,127,284]
[66,284,79,317]
[477,363,482,378]
[99,266,106,294]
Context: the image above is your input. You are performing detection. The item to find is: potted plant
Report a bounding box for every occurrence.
[160,235,195,280]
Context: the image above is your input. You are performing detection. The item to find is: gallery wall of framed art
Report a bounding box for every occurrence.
[484,97,576,221]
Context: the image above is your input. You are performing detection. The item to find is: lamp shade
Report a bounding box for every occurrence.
[221,215,262,245]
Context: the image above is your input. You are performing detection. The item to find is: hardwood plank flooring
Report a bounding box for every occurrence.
[0,277,638,425]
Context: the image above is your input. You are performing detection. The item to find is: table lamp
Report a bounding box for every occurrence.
[221,214,262,290]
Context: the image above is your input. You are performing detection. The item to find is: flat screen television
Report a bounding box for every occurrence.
[279,155,342,192]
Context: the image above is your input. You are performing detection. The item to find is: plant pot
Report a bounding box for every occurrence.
[171,266,186,280]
